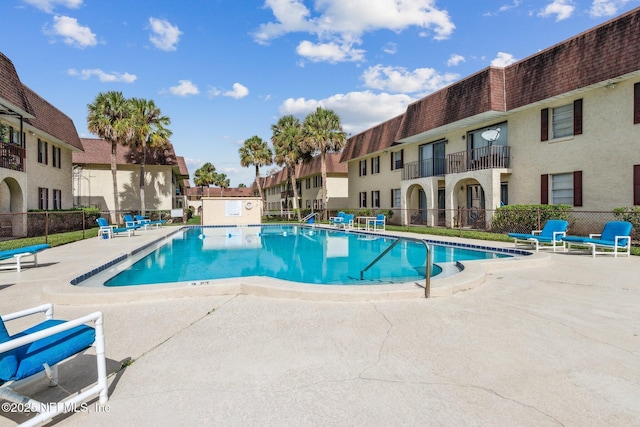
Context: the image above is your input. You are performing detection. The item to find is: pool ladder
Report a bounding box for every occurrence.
[359,237,432,298]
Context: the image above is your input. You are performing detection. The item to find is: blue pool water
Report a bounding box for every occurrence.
[102,225,511,287]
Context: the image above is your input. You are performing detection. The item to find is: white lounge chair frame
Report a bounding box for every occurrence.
[0,304,108,427]
[565,233,632,257]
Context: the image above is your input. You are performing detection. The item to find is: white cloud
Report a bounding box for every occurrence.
[589,0,633,17]
[224,83,249,99]
[538,0,575,21]
[45,15,96,48]
[361,64,459,94]
[67,68,137,83]
[447,54,465,67]
[491,52,518,67]
[279,91,415,135]
[169,80,199,96]
[296,40,366,63]
[383,42,397,55]
[21,0,82,13]
[148,17,182,51]
[254,0,455,62]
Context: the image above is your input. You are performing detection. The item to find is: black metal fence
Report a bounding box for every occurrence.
[0,209,181,242]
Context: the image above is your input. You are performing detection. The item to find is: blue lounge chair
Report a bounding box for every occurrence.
[367,214,386,231]
[562,221,633,257]
[97,217,137,238]
[0,303,108,425]
[508,219,569,252]
[338,213,355,230]
[329,212,346,226]
[135,214,166,229]
[123,214,144,230]
[0,244,50,272]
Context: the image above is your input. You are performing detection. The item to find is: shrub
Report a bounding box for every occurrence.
[613,207,640,229]
[490,204,573,233]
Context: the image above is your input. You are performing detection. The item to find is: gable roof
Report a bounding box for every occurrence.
[0,52,82,151]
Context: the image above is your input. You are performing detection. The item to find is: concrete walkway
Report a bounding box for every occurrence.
[1,227,639,426]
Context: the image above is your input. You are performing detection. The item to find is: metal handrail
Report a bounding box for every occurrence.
[359,236,432,298]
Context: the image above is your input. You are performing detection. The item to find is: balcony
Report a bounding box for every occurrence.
[402,158,447,180]
[402,146,511,180]
[447,145,510,174]
[0,142,25,172]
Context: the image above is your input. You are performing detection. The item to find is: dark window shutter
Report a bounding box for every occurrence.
[390,189,395,207]
[390,153,394,170]
[634,165,640,205]
[400,149,404,168]
[634,83,640,124]
[573,170,583,207]
[573,99,583,135]
[541,174,549,204]
[541,109,549,141]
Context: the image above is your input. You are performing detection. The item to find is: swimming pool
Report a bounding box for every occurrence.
[98,225,511,287]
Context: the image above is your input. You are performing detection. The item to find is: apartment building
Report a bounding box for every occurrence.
[341,8,640,228]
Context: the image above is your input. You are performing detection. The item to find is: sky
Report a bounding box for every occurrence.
[1,0,639,187]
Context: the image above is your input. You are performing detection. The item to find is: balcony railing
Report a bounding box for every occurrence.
[0,142,25,172]
[402,158,447,180]
[447,145,510,174]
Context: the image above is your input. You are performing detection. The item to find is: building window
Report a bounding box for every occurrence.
[359,192,367,208]
[501,182,508,206]
[52,189,62,209]
[371,191,380,208]
[371,156,380,174]
[634,165,640,205]
[391,149,404,170]
[313,176,322,188]
[38,187,49,210]
[541,99,582,141]
[52,146,61,168]
[306,178,311,189]
[552,173,573,205]
[391,189,401,208]
[38,139,48,164]
[552,104,573,139]
[359,160,367,176]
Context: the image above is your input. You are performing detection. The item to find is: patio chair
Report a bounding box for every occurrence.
[96,218,136,238]
[329,212,345,226]
[123,215,144,230]
[367,214,386,232]
[134,214,166,229]
[338,214,355,230]
[562,221,633,257]
[0,303,108,426]
[0,244,50,272]
[508,219,569,252]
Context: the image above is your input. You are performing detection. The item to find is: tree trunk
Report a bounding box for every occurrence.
[255,165,265,213]
[291,165,301,222]
[139,143,146,216]
[320,151,328,220]
[111,141,120,225]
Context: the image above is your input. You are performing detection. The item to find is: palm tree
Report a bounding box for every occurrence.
[128,98,172,216]
[271,115,311,221]
[239,136,273,211]
[214,172,230,196]
[87,91,133,225]
[301,107,347,220]
[194,162,218,196]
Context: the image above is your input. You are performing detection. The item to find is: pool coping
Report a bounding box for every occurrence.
[44,224,550,303]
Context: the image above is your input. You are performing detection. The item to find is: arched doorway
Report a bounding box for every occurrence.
[0,177,26,237]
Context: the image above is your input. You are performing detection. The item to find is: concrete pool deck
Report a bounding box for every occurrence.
[1,226,639,426]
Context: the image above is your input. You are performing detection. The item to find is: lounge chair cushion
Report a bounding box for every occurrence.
[0,318,18,381]
[562,221,632,246]
[0,244,50,261]
[1,319,95,382]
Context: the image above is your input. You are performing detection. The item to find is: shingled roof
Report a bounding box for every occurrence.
[342,7,640,162]
[74,138,181,168]
[0,52,82,151]
[260,152,347,188]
